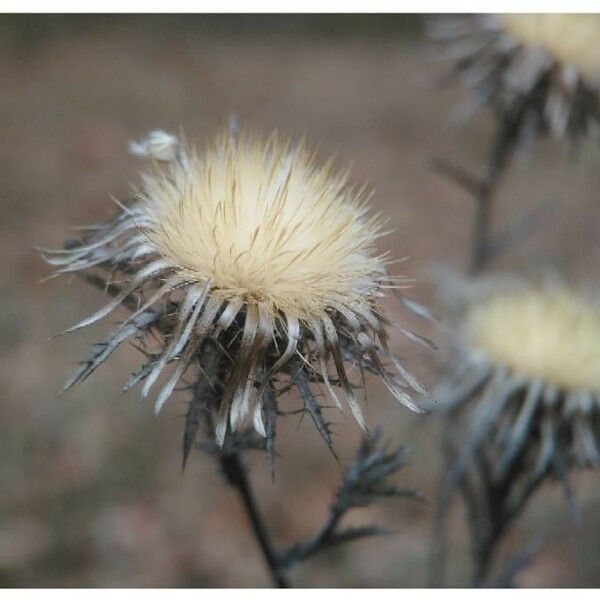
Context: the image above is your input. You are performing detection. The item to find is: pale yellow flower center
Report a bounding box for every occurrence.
[139,131,386,320]
[467,285,600,392]
[499,14,600,81]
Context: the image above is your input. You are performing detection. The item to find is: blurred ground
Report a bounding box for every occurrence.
[1,14,600,588]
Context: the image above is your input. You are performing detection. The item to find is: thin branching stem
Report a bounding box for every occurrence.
[466,449,549,587]
[429,94,538,587]
[278,497,344,569]
[279,428,419,570]
[469,113,520,274]
[218,450,290,588]
[192,348,290,588]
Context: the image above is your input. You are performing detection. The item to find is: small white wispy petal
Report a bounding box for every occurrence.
[129,130,180,161]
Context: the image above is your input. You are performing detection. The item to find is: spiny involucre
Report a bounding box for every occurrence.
[429,14,600,144]
[435,274,600,475]
[40,126,430,452]
[499,14,600,82]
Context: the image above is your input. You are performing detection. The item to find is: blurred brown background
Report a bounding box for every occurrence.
[2,14,600,587]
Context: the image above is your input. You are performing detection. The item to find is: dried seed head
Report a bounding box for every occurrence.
[429,14,600,145]
[139,129,385,320]
[41,126,430,454]
[466,283,600,393]
[434,273,600,478]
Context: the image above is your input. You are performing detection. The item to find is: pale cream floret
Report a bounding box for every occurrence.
[466,284,600,393]
[137,130,387,321]
[499,14,600,81]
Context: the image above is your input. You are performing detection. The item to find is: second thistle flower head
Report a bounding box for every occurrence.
[42,126,429,451]
[498,14,600,84]
[436,273,600,475]
[466,282,600,394]
[429,14,600,146]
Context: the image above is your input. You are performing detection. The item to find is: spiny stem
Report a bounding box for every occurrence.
[430,101,531,586]
[193,351,289,588]
[466,450,548,587]
[218,450,290,588]
[426,427,454,587]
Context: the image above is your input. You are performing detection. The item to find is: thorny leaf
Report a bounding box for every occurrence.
[293,366,338,460]
[182,392,207,471]
[279,426,422,570]
[62,309,160,393]
[337,428,423,510]
[182,348,221,471]
[323,525,393,549]
[263,385,279,473]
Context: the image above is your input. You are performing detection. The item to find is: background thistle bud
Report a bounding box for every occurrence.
[429,273,600,585]
[429,14,600,146]
[40,126,430,456]
[435,274,600,515]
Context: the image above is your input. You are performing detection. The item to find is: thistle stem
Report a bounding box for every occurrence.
[73,271,289,586]
[465,451,548,587]
[429,100,533,586]
[465,102,547,585]
[426,427,454,587]
[218,450,290,588]
[192,348,289,589]
[468,114,518,275]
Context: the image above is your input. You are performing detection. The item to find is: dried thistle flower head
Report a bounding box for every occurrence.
[436,274,600,483]
[140,130,385,321]
[40,126,429,453]
[429,14,600,145]
[467,283,600,393]
[499,14,600,82]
